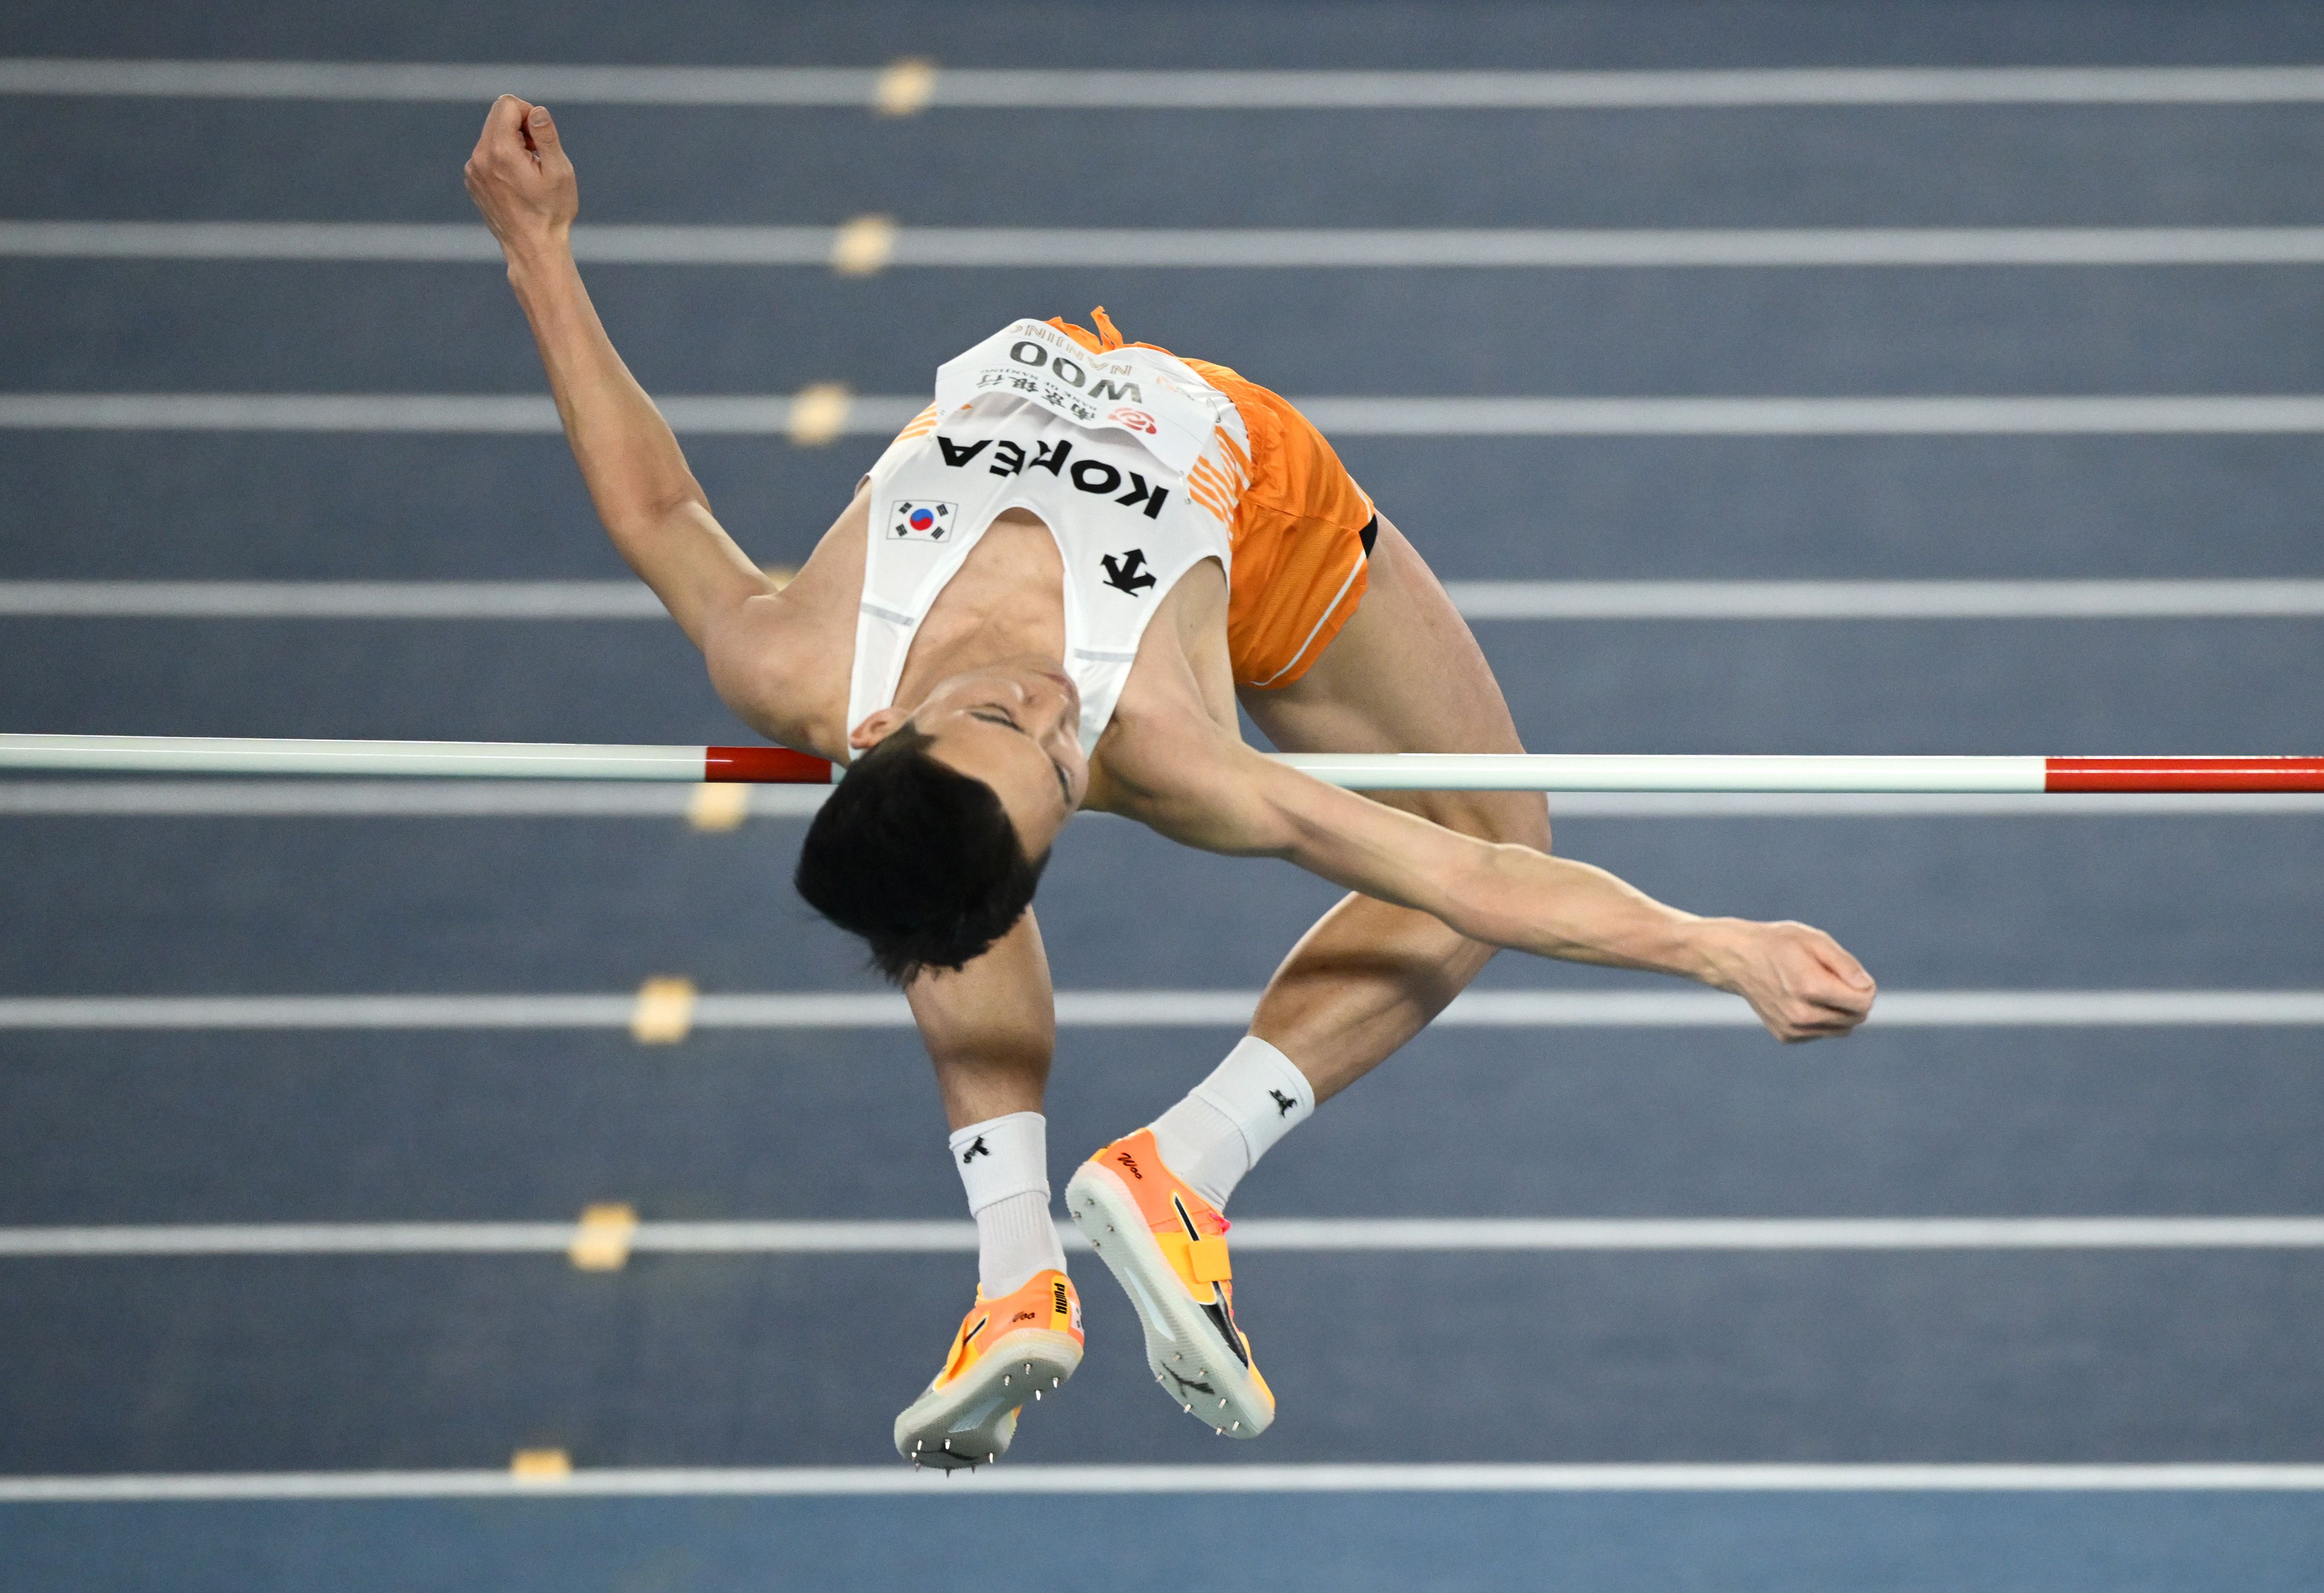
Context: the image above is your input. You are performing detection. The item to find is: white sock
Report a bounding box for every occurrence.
[1146,1035,1316,1210]
[948,1111,1067,1297]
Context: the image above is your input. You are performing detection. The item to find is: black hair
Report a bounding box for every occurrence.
[793,724,1049,984]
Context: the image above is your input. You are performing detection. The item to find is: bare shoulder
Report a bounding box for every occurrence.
[701,487,869,757]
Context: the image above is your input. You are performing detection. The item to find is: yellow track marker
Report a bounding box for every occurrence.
[630,977,697,1044]
[509,1448,572,1480]
[568,1203,639,1271]
[787,382,855,446]
[829,214,897,277]
[687,782,750,832]
[872,57,938,116]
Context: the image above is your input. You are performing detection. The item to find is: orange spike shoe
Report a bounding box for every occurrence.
[1065,1130,1275,1438]
[894,1269,1084,1470]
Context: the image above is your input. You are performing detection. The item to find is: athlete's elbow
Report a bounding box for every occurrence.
[601,487,707,551]
[1433,846,1535,950]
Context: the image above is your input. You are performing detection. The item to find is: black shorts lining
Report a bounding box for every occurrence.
[1359,516,1378,558]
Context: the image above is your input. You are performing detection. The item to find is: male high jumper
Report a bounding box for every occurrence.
[467,96,1877,1468]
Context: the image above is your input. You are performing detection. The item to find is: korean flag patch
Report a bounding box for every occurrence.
[890,500,957,542]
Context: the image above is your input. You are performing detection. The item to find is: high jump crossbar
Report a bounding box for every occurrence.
[1,736,2319,793]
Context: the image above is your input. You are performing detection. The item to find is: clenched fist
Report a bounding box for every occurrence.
[1700,918,1876,1042]
[465,95,578,259]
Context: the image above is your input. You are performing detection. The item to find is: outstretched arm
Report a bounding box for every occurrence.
[1125,734,1876,1042]
[464,95,772,649]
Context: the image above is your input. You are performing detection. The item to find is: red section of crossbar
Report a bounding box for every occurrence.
[2044,757,2324,793]
[703,745,836,784]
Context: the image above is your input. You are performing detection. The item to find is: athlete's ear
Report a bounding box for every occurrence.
[849,707,910,751]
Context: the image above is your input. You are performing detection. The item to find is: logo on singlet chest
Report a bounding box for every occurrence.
[889,501,956,541]
[1100,550,1156,595]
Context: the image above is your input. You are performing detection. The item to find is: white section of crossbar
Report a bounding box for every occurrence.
[5,1464,2324,1501]
[1276,754,2047,792]
[8,59,2324,107]
[0,737,2051,791]
[6,1216,2322,1258]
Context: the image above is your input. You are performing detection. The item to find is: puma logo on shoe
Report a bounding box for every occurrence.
[1268,1089,1297,1117]
[1162,1366,1217,1399]
[960,1137,989,1164]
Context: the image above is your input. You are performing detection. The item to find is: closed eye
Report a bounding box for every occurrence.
[970,708,1074,811]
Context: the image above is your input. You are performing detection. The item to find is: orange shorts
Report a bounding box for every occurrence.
[1048,311,1377,689]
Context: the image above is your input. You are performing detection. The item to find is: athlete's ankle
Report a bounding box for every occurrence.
[949,1111,1068,1294]
[1145,1035,1315,1209]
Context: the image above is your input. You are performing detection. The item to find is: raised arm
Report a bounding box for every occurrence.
[1123,734,1876,1042]
[464,96,772,649]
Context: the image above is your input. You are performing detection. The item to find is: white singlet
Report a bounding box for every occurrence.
[846,319,1252,756]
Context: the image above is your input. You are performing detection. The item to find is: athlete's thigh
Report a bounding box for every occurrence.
[1239,513,1546,847]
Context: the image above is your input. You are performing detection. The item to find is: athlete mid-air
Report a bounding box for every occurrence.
[466,95,1877,1468]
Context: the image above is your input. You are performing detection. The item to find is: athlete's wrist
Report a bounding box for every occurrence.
[1681,916,1753,991]
[500,226,575,288]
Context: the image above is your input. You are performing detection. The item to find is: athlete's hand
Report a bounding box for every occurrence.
[1700,918,1876,1042]
[465,96,578,259]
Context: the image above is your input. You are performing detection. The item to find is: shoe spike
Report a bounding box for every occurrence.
[1053,1377,1061,1387]
[1033,1390,1041,1400]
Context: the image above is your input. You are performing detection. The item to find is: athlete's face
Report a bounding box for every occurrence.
[850,658,1089,855]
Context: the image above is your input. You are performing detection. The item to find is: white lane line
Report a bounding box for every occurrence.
[1296,396,2324,436]
[0,394,926,434]
[6,781,2321,819]
[1442,579,2324,618]
[2,990,2320,1030]
[7,579,2321,620]
[7,1463,2322,1501]
[0,582,665,617]
[5,1216,2322,1259]
[889,227,2324,269]
[13,221,2324,268]
[9,59,2324,107]
[11,393,2324,435]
